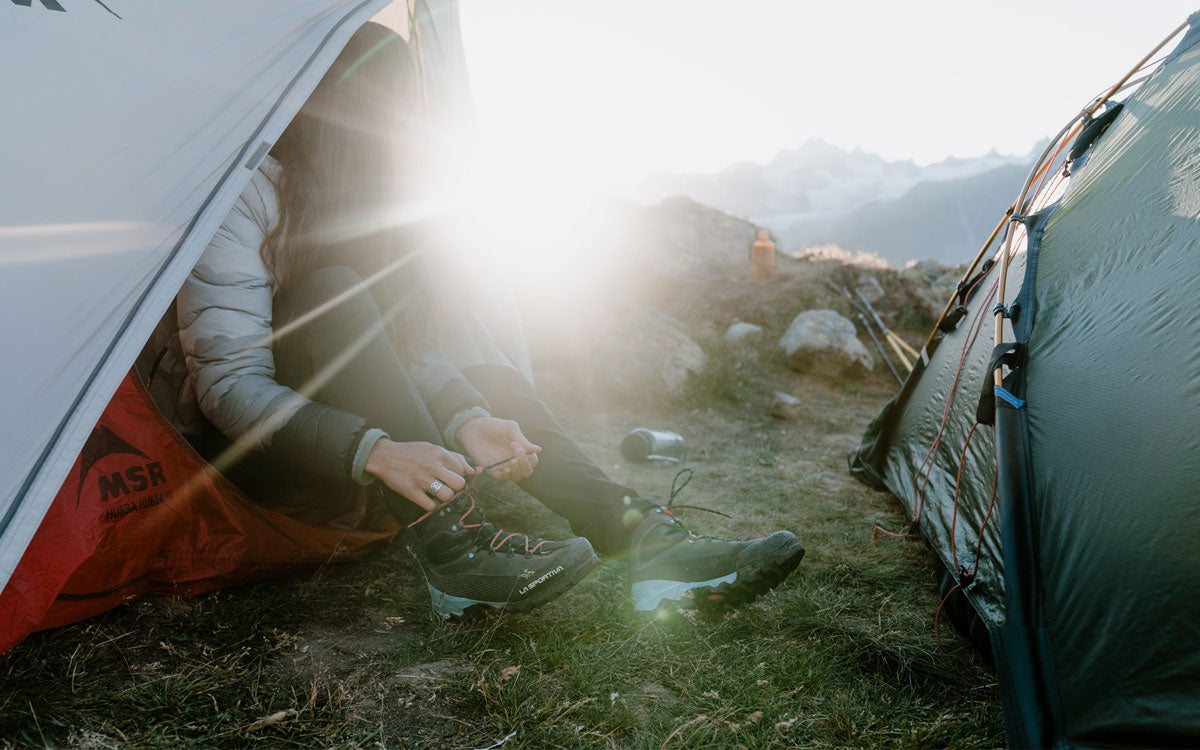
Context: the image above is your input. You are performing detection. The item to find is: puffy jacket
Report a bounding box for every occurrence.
[175,157,490,484]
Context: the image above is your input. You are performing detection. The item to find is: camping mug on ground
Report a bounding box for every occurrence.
[620,428,686,463]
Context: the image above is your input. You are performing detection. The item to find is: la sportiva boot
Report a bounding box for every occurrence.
[413,490,599,619]
[627,506,804,614]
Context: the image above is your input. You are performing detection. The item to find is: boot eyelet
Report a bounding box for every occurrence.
[451,525,458,532]
[468,552,475,559]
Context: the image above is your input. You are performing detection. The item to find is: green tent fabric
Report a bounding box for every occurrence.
[851,15,1200,748]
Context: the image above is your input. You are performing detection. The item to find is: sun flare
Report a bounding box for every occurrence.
[426,136,622,299]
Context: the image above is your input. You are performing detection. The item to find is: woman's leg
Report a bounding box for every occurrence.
[274,266,443,444]
[272,265,445,525]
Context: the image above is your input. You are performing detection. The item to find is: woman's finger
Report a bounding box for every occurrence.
[428,478,455,504]
[455,453,473,475]
[486,458,511,480]
[506,423,541,454]
[434,467,467,493]
[511,443,535,481]
[400,484,439,513]
[447,451,475,476]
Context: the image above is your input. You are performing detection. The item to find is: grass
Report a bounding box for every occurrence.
[0,261,1002,748]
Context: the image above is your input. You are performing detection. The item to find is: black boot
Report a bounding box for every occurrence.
[627,491,804,614]
[413,490,599,619]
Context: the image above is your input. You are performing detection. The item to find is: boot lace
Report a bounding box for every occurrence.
[407,456,551,557]
[657,468,734,542]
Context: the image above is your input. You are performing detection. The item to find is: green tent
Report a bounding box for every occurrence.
[851,14,1200,747]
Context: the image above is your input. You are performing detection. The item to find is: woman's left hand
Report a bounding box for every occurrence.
[455,416,541,483]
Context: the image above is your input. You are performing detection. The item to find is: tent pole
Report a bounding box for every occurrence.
[1090,19,1190,117]
[992,17,1190,389]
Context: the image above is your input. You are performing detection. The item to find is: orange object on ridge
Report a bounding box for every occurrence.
[750,228,776,280]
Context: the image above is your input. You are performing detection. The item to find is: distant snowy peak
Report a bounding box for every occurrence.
[634,139,1035,229]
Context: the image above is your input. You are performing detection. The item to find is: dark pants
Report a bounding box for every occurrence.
[269,265,646,555]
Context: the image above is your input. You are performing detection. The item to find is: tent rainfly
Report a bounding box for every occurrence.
[0,0,468,653]
[851,12,1200,748]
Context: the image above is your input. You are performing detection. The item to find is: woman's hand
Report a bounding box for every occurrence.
[364,439,477,512]
[455,416,542,483]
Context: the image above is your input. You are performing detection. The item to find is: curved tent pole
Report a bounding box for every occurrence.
[990,17,1192,388]
[916,23,1187,375]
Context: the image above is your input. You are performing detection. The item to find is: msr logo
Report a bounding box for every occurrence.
[8,0,122,19]
[97,462,166,502]
[77,425,167,506]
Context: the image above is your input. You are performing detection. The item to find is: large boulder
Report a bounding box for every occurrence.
[778,309,873,373]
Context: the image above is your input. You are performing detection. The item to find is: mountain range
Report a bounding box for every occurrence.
[632,140,1039,266]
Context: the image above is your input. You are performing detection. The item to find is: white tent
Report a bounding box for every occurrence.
[0,0,464,603]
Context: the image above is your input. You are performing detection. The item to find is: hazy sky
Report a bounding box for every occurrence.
[459,1,1197,185]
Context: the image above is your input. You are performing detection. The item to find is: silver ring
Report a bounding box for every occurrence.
[427,479,444,496]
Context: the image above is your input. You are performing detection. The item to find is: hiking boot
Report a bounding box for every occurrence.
[414,491,599,619]
[628,507,804,614]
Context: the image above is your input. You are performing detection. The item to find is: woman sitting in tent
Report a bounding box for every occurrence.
[175,22,803,618]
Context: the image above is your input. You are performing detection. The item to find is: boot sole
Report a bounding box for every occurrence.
[633,531,805,614]
[428,543,600,620]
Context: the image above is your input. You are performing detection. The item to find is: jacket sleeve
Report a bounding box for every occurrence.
[177,166,378,482]
[408,353,491,449]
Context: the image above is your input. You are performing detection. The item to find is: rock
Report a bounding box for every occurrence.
[902,258,961,297]
[855,274,885,304]
[771,392,803,420]
[724,321,763,345]
[900,259,960,319]
[778,309,873,373]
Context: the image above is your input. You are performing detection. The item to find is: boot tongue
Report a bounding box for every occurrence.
[449,493,484,524]
[416,494,478,553]
[634,513,688,555]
